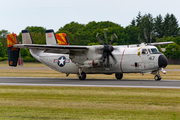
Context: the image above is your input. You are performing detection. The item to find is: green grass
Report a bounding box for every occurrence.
[0,86,179,120]
[0,62,180,119]
[166,65,180,69]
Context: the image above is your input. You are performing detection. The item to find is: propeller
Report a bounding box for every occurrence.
[144,28,148,44]
[96,29,117,69]
[150,31,154,44]
[138,28,154,45]
[138,34,144,43]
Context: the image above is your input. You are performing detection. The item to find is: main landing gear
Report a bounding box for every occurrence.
[78,68,123,80]
[115,73,123,80]
[78,68,86,80]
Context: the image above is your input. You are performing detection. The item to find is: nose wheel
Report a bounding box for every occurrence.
[153,70,162,81]
[154,75,161,81]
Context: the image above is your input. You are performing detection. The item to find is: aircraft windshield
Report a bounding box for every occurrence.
[151,48,159,53]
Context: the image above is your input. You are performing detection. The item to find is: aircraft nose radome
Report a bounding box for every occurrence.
[158,54,168,68]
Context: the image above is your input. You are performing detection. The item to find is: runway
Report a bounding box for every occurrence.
[0,77,180,89]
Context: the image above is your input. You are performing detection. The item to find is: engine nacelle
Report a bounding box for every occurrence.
[84,60,101,68]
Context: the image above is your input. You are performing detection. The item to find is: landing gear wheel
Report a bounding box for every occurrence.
[154,75,161,81]
[115,73,123,80]
[78,72,86,80]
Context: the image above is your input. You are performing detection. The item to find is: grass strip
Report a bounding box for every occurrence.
[0,86,179,120]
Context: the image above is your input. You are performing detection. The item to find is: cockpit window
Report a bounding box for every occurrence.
[142,49,148,54]
[151,48,159,53]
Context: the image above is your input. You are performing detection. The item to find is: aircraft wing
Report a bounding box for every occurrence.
[150,41,174,46]
[10,30,88,54]
[13,44,88,54]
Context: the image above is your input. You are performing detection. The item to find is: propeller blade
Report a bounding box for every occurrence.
[104,28,108,45]
[138,35,144,43]
[106,52,110,68]
[109,33,117,45]
[143,29,148,44]
[109,52,117,64]
[103,51,107,59]
[100,55,105,62]
[96,33,105,45]
[99,50,106,62]
[150,31,154,43]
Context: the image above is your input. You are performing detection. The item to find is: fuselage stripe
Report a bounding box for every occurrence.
[120,48,127,72]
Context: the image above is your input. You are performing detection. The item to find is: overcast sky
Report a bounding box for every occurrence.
[1,0,180,34]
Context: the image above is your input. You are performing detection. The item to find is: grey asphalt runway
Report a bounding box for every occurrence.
[0,77,180,89]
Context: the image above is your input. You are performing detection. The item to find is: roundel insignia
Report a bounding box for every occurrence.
[58,56,66,67]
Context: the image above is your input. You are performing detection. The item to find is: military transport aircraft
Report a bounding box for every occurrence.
[7,29,173,81]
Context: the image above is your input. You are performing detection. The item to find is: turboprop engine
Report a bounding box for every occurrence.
[84,60,101,68]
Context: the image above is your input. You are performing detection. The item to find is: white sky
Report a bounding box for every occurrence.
[1,0,180,34]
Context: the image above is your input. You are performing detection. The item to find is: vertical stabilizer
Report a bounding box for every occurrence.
[7,33,20,66]
[46,29,57,45]
[22,30,34,44]
[56,33,69,45]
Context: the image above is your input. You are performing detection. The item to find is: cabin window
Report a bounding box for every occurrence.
[142,49,148,54]
[151,48,159,53]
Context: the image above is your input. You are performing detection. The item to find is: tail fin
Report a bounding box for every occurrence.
[46,29,57,45]
[7,33,20,66]
[22,30,34,44]
[56,33,69,45]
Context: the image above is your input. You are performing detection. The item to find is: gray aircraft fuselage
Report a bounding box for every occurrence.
[30,44,167,75]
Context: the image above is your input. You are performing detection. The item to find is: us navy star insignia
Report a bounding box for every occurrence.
[59,57,65,65]
[57,56,66,67]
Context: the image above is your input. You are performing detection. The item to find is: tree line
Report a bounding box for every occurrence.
[0,12,180,60]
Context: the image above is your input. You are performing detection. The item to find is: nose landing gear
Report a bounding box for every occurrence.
[153,69,165,81]
[154,75,161,81]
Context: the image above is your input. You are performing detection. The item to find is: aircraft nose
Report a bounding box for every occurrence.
[158,54,168,68]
